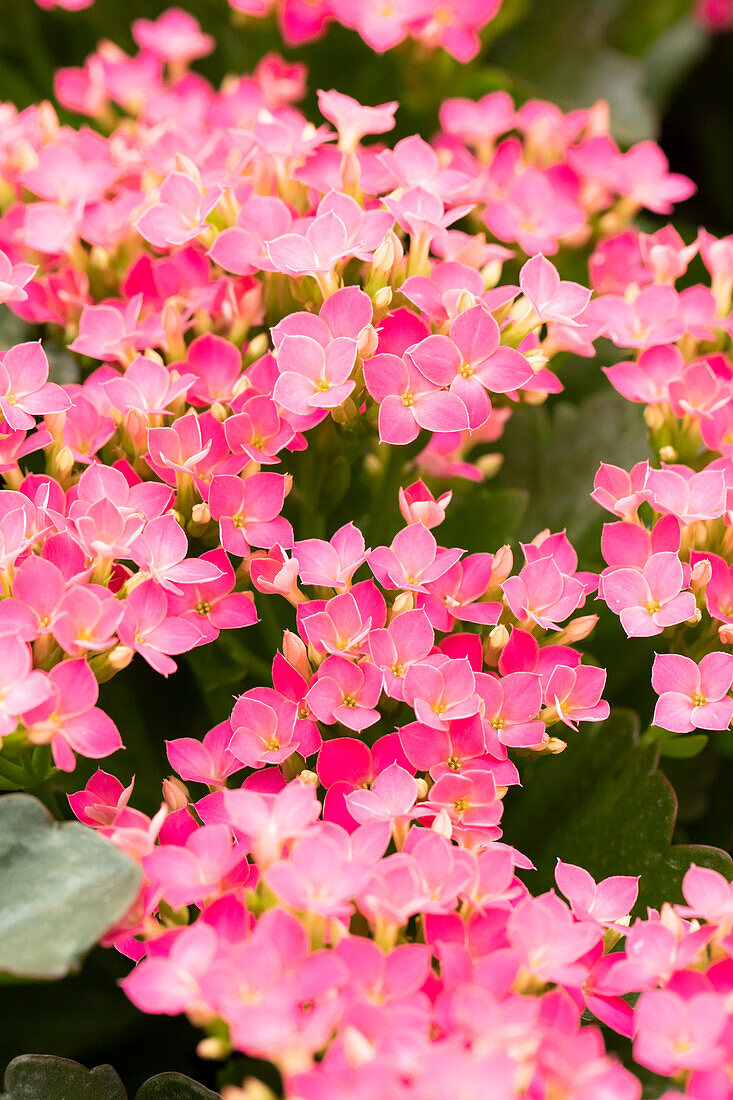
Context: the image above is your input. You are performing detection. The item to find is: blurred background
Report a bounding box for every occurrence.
[0,0,729,1092]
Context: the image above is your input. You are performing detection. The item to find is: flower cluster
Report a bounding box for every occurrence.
[589,225,733,737]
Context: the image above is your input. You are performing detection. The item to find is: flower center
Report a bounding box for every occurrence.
[196,600,211,616]
[390,661,405,677]
[447,755,461,771]
[432,701,447,714]
[401,391,415,407]
[453,797,469,813]
[265,736,280,752]
[490,716,505,730]
[692,693,707,707]
[342,694,358,708]
[315,379,331,392]
[645,599,662,613]
[232,513,246,528]
[457,362,474,377]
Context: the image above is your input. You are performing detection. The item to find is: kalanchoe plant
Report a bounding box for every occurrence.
[0,1,731,1098]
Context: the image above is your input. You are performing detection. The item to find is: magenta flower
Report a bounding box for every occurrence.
[181,334,243,408]
[122,922,218,1015]
[144,823,251,909]
[602,552,696,637]
[0,342,69,430]
[224,394,296,465]
[52,585,124,656]
[316,733,409,831]
[68,769,137,829]
[306,654,383,731]
[651,652,733,733]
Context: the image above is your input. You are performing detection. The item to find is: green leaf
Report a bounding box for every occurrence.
[0,794,141,979]
[438,487,529,553]
[502,710,732,911]
[136,1072,219,1099]
[661,733,709,759]
[496,391,649,565]
[1,1055,126,1100]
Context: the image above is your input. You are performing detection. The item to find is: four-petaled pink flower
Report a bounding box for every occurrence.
[651,652,733,733]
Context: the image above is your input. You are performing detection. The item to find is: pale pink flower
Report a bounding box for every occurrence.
[132,8,215,64]
[651,652,733,733]
[602,553,696,637]
[555,860,638,926]
[0,342,69,430]
[208,473,292,558]
[368,523,463,592]
[306,654,383,731]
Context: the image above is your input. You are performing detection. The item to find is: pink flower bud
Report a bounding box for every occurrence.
[162,776,190,811]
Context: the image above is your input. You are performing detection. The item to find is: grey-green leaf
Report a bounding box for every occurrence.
[0,794,142,979]
[0,1055,126,1100]
[136,1072,219,1099]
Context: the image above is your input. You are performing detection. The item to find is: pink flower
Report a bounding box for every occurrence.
[507,892,602,984]
[0,637,53,737]
[167,720,242,787]
[502,558,586,630]
[130,514,224,594]
[368,523,463,592]
[633,990,727,1076]
[591,461,651,520]
[519,254,591,327]
[480,671,545,748]
[68,769,136,828]
[346,763,419,833]
[132,8,215,64]
[604,345,685,405]
[299,581,386,657]
[423,768,502,832]
[181,334,243,408]
[0,249,36,304]
[144,824,250,909]
[364,349,470,443]
[228,687,303,767]
[555,860,638,926]
[367,608,434,699]
[317,89,398,152]
[306,654,383,731]
[0,342,69,430]
[208,473,292,558]
[545,664,610,731]
[316,733,409,831]
[485,169,585,255]
[122,922,218,1015]
[104,355,194,415]
[165,548,258,645]
[118,579,202,676]
[398,480,452,529]
[22,657,122,771]
[651,652,733,733]
[136,168,221,251]
[273,334,357,414]
[293,522,368,589]
[601,553,696,637]
[267,191,392,276]
[403,655,479,731]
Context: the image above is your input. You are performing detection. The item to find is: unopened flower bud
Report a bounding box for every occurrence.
[415,778,429,800]
[191,502,211,525]
[358,324,379,359]
[283,630,311,678]
[685,608,702,627]
[197,1037,230,1061]
[299,769,319,786]
[342,1026,375,1068]
[658,445,677,463]
[54,446,75,480]
[545,737,567,754]
[455,289,477,313]
[483,624,510,666]
[490,544,514,586]
[431,808,453,838]
[373,286,393,313]
[719,623,733,645]
[163,776,190,811]
[552,615,599,644]
[210,401,228,422]
[172,509,186,528]
[474,453,504,478]
[643,405,666,432]
[389,591,415,619]
[690,558,713,591]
